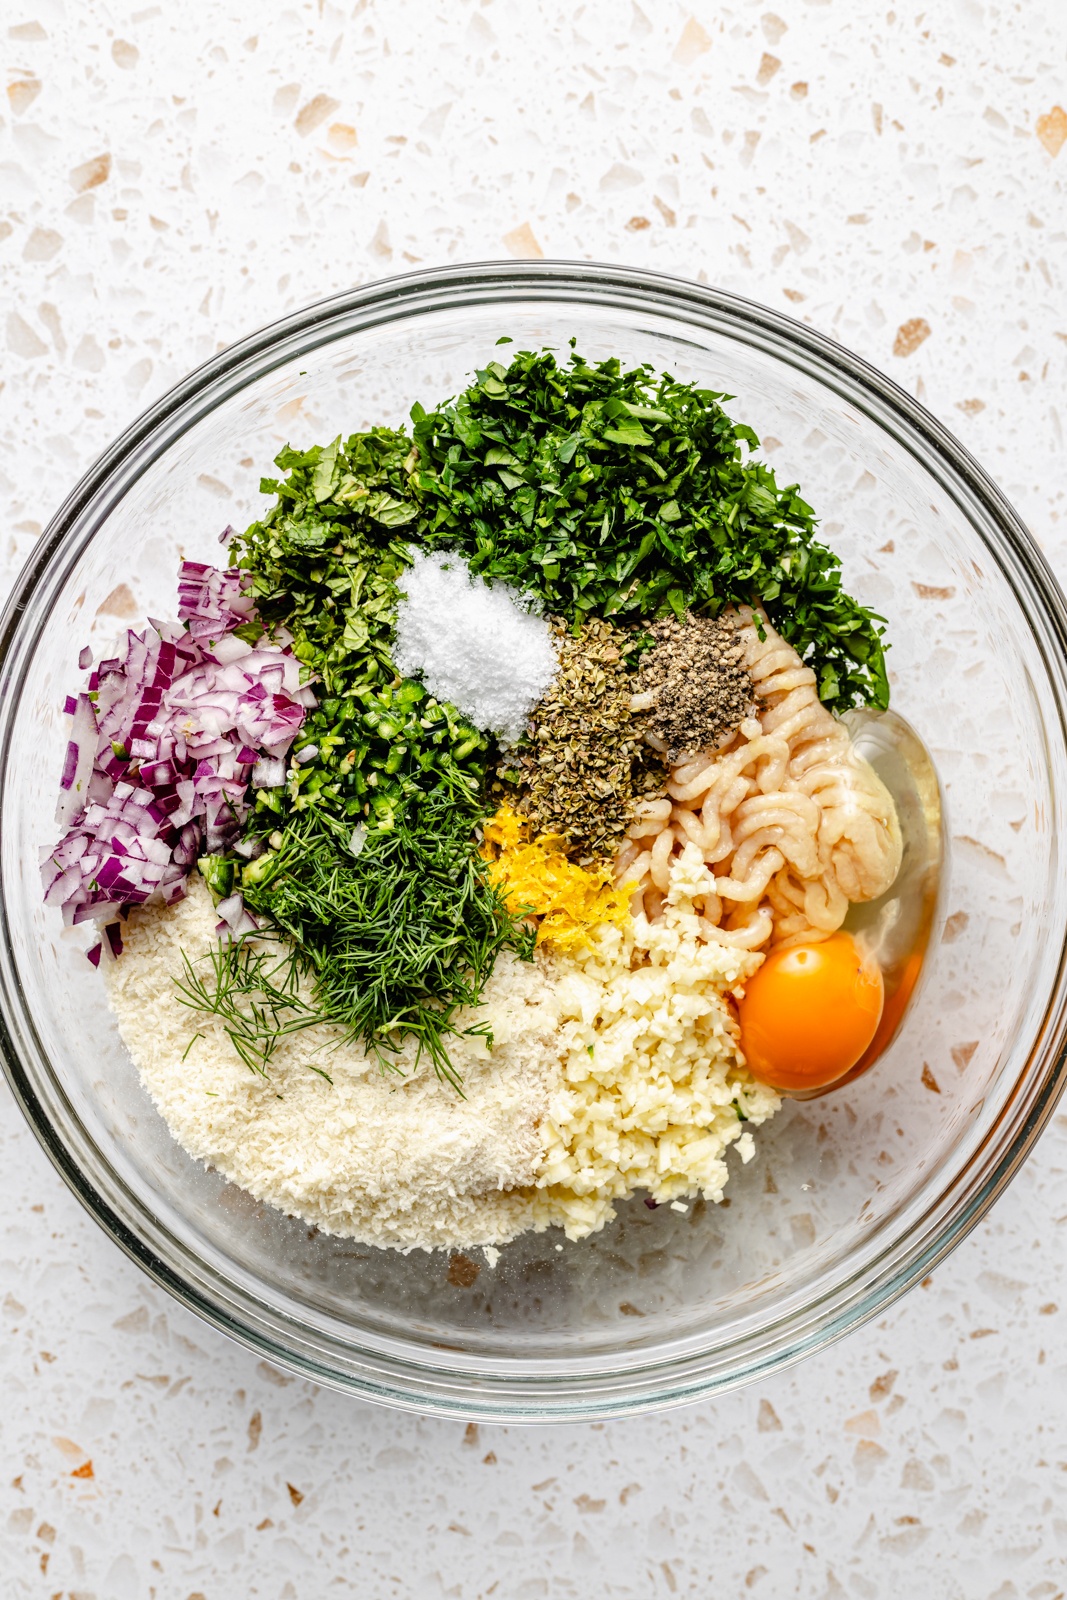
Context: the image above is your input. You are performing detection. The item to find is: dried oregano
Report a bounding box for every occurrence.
[491,618,665,863]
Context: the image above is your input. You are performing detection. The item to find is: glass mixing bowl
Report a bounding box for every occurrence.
[3,263,1067,1422]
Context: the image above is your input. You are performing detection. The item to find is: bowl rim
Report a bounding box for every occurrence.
[3,258,1067,1422]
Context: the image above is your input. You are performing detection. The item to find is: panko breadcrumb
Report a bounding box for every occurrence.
[107,858,779,1252]
[106,877,565,1252]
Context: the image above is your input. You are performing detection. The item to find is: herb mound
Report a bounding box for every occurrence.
[232,429,489,834]
[412,347,889,712]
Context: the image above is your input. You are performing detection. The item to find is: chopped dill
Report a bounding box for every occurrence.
[175,941,334,1083]
[179,790,534,1092]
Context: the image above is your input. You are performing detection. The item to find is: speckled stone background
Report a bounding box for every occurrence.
[3,2,1067,1596]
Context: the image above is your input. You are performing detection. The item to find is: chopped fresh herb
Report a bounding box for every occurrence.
[183,793,534,1090]
[175,940,334,1081]
[410,348,889,711]
[231,429,489,834]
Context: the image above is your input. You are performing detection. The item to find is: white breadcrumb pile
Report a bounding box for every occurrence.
[106,877,566,1252]
[392,549,558,742]
[107,863,780,1253]
[527,852,781,1242]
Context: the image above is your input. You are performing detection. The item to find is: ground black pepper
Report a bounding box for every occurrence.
[638,612,753,763]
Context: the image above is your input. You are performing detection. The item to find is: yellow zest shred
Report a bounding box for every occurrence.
[481,805,633,952]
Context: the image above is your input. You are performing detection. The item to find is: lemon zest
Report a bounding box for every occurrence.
[482,805,633,952]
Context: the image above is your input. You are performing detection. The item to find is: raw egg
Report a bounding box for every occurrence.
[738,931,884,1092]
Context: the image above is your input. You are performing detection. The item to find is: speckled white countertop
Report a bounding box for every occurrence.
[3,2,1067,1595]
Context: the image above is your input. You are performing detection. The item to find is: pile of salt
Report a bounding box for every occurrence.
[392,551,557,742]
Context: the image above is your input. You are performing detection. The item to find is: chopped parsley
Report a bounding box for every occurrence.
[411,347,889,711]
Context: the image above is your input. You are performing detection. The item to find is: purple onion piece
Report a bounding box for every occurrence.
[48,557,310,934]
[60,741,79,791]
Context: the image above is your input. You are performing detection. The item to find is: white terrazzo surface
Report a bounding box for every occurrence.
[3,2,1067,1596]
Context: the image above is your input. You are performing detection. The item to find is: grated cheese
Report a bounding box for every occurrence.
[106,877,565,1252]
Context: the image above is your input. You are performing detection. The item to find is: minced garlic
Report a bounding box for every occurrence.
[525,870,781,1241]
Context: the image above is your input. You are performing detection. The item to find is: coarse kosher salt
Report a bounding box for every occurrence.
[392,550,558,742]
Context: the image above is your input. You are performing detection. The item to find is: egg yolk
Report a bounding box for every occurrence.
[738,931,884,1092]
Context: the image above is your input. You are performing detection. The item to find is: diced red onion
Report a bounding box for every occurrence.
[55,693,101,829]
[177,559,257,641]
[214,890,259,943]
[78,645,92,670]
[60,741,78,789]
[215,892,244,929]
[210,634,254,666]
[45,558,314,947]
[252,756,286,789]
